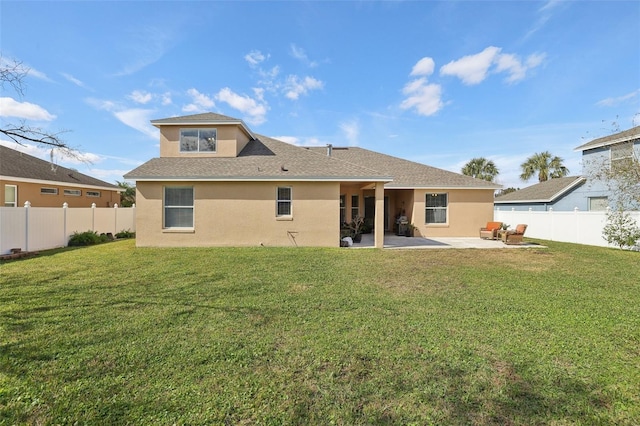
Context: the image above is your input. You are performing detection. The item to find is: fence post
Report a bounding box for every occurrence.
[114,203,118,235]
[24,201,31,252]
[574,207,579,244]
[549,207,554,241]
[63,202,68,247]
[91,203,96,231]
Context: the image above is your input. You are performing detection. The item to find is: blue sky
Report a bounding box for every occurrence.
[1,1,639,189]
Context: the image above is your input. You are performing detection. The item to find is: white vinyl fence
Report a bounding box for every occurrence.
[0,202,136,255]
[494,207,640,248]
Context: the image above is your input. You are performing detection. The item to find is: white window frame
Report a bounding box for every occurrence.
[163,186,195,229]
[351,194,359,220]
[86,191,101,198]
[425,193,448,225]
[179,128,217,153]
[610,142,633,172]
[41,187,58,195]
[588,196,609,211]
[4,184,17,207]
[64,189,82,196]
[276,186,292,217]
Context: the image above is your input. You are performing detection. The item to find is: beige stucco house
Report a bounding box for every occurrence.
[1,145,121,208]
[124,113,500,248]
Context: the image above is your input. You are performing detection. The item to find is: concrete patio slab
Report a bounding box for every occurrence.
[350,233,544,249]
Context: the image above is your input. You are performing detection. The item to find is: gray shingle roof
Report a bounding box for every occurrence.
[574,126,640,151]
[494,176,585,203]
[0,145,119,189]
[124,135,391,181]
[307,146,502,189]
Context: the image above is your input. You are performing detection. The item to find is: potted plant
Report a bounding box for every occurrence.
[349,216,365,243]
[405,223,417,237]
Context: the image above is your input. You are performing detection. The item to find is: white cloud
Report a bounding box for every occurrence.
[128,90,153,104]
[400,78,443,117]
[410,57,435,77]
[86,98,158,139]
[340,120,359,146]
[290,44,318,68]
[596,90,640,107]
[0,97,56,120]
[216,87,268,125]
[284,75,324,100]
[245,50,268,67]
[114,25,175,76]
[113,109,158,139]
[440,46,501,85]
[272,135,299,145]
[60,72,87,88]
[182,88,215,113]
[440,47,545,85]
[161,92,172,105]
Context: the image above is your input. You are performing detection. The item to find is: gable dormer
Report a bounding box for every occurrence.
[152,113,255,158]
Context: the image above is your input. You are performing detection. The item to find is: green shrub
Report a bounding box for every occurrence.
[68,231,103,247]
[115,229,136,239]
[602,209,640,250]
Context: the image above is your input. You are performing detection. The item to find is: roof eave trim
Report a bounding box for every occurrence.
[124,176,393,183]
[0,175,121,192]
[386,185,502,190]
[574,135,640,152]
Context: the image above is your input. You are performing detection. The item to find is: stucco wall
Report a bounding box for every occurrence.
[411,188,496,237]
[159,124,251,158]
[135,181,340,247]
[1,179,120,208]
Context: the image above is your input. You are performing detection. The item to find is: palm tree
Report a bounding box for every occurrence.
[116,180,136,207]
[461,157,499,182]
[520,151,569,182]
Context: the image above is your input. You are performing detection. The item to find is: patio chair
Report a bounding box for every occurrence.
[502,224,528,245]
[479,221,502,240]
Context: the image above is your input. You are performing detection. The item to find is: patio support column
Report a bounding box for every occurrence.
[374,182,384,248]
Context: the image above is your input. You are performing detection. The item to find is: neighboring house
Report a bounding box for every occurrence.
[495,126,640,212]
[494,176,586,211]
[573,125,640,210]
[0,145,121,208]
[124,113,501,248]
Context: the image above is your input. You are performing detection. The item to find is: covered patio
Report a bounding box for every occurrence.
[351,233,543,249]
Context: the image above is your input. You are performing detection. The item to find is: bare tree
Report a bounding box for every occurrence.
[1,56,78,158]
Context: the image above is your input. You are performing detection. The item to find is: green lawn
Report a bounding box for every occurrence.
[1,240,639,425]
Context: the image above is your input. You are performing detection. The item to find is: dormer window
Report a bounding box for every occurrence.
[180,128,217,153]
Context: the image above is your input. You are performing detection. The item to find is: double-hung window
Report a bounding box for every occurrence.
[164,187,194,228]
[610,142,633,172]
[425,193,448,224]
[351,195,359,219]
[180,128,217,153]
[4,185,17,207]
[276,187,292,217]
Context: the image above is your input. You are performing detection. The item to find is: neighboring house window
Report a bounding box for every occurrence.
[276,187,292,216]
[589,196,609,211]
[426,193,448,224]
[164,187,194,228]
[64,189,81,196]
[86,191,101,197]
[610,142,633,172]
[180,128,217,153]
[4,184,17,207]
[340,195,346,224]
[351,195,359,219]
[41,187,58,195]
